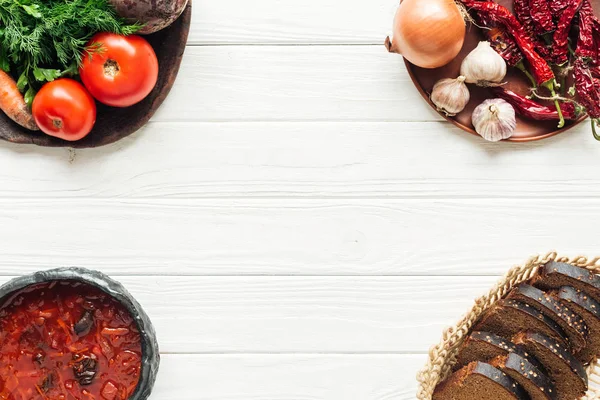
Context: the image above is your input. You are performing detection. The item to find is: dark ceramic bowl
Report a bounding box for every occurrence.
[0,267,160,400]
[0,2,192,148]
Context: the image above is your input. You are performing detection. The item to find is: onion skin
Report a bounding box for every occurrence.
[386,0,466,69]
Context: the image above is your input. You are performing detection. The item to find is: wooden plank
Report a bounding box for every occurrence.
[151,46,440,122]
[0,198,593,276]
[0,121,596,199]
[156,354,422,399]
[0,275,478,353]
[188,0,396,45]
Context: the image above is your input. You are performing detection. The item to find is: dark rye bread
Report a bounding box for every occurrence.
[475,299,568,348]
[513,331,588,400]
[533,261,600,303]
[455,331,518,370]
[555,286,600,364]
[454,331,546,374]
[507,284,588,354]
[490,352,558,400]
[433,361,528,400]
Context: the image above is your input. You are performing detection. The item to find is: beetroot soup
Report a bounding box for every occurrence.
[0,281,142,400]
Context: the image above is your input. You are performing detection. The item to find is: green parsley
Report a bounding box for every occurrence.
[0,0,140,105]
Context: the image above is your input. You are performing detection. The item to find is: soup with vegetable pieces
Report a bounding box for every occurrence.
[0,281,142,399]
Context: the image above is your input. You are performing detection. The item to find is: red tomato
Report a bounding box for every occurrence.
[32,79,97,141]
[79,33,159,108]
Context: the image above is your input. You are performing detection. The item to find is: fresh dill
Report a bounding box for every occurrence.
[0,0,140,104]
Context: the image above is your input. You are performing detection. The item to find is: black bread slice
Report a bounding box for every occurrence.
[455,331,518,370]
[490,352,558,400]
[533,261,600,303]
[507,284,588,354]
[555,285,600,364]
[433,361,528,400]
[454,331,546,373]
[475,299,568,347]
[512,331,588,400]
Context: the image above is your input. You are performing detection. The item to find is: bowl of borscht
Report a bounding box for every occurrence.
[0,267,159,400]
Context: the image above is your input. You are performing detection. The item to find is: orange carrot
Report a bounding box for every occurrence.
[0,70,38,131]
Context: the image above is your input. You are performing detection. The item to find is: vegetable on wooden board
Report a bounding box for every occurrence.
[109,0,189,34]
[476,16,523,67]
[461,1,555,86]
[0,0,139,105]
[471,98,517,142]
[474,15,539,86]
[0,70,38,131]
[460,0,565,128]
[550,0,571,13]
[571,0,600,138]
[513,0,550,57]
[386,0,466,69]
[515,0,538,36]
[430,76,470,116]
[529,0,555,35]
[552,0,584,65]
[80,33,159,108]
[577,0,597,62]
[460,41,507,86]
[491,87,578,121]
[32,79,97,141]
[575,59,600,139]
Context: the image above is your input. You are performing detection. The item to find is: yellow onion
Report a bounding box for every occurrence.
[386,0,466,69]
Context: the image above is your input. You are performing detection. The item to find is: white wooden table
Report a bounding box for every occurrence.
[2,1,600,398]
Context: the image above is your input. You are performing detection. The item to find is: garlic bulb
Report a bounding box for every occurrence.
[430,76,470,116]
[460,41,507,86]
[472,98,516,142]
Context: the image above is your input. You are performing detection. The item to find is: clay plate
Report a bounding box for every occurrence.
[0,1,192,148]
[405,0,596,142]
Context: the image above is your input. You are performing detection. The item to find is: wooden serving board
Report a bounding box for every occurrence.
[0,1,192,148]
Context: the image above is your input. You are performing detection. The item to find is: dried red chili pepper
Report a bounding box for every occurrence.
[475,14,541,86]
[576,0,596,61]
[553,0,584,65]
[530,0,556,35]
[515,0,537,35]
[462,0,555,84]
[590,15,600,64]
[514,0,552,61]
[461,0,564,126]
[514,0,551,58]
[573,0,600,138]
[550,0,571,13]
[574,58,600,138]
[593,29,600,64]
[476,15,523,66]
[573,58,600,118]
[491,87,577,120]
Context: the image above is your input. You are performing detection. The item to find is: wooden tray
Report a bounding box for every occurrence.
[405,0,594,142]
[0,1,192,148]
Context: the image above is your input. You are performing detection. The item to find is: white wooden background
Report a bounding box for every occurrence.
[2,1,600,398]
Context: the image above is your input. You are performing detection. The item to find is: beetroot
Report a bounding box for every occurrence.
[109,0,189,34]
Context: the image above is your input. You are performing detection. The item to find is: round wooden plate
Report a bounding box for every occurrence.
[0,1,192,148]
[404,0,595,142]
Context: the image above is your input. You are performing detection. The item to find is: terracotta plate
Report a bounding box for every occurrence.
[0,1,192,148]
[405,0,595,142]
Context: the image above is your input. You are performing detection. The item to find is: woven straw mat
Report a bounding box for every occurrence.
[416,252,600,400]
